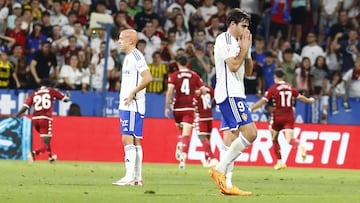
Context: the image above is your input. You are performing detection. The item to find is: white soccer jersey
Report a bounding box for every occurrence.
[119,49,149,114]
[214,32,246,103]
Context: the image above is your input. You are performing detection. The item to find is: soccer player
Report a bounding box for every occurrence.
[112,29,153,186]
[14,82,70,163]
[209,8,257,196]
[250,69,315,170]
[165,54,206,169]
[194,84,218,167]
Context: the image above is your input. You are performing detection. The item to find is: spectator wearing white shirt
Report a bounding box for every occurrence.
[205,15,223,43]
[301,32,325,66]
[196,0,218,29]
[7,3,22,30]
[137,21,161,63]
[21,7,34,33]
[89,41,115,91]
[72,21,88,49]
[90,29,117,55]
[165,0,196,29]
[0,0,9,35]
[168,13,192,49]
[59,54,88,91]
[343,57,360,98]
[50,0,69,27]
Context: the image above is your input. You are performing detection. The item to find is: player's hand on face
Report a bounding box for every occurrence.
[239,29,252,53]
[309,97,315,104]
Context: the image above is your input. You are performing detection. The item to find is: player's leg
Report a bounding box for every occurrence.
[133,112,145,185]
[199,133,218,167]
[198,120,217,167]
[220,129,235,188]
[113,111,138,186]
[134,138,143,185]
[175,123,183,161]
[211,98,255,195]
[283,129,306,161]
[173,112,184,161]
[33,119,56,162]
[28,120,40,163]
[270,127,286,170]
[179,122,193,169]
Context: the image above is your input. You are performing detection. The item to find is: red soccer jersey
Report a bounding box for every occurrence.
[24,86,66,118]
[6,29,27,52]
[263,81,300,118]
[168,69,204,110]
[194,84,214,119]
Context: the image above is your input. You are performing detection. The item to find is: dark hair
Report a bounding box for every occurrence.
[255,35,264,41]
[264,51,274,58]
[226,8,251,28]
[283,48,294,54]
[152,51,161,58]
[42,11,50,17]
[314,55,329,74]
[274,68,285,78]
[69,103,82,116]
[175,54,188,66]
[68,11,78,17]
[137,39,146,44]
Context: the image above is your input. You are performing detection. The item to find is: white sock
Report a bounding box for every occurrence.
[134,145,143,180]
[124,144,136,179]
[216,135,250,173]
[219,144,233,187]
[226,162,234,188]
[219,144,228,163]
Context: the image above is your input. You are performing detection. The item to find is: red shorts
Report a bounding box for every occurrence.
[269,115,294,132]
[33,118,52,137]
[173,110,194,126]
[195,119,212,135]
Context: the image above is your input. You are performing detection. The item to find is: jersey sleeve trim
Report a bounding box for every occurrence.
[132,50,142,61]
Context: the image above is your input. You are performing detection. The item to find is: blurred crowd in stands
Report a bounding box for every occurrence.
[0,0,359,122]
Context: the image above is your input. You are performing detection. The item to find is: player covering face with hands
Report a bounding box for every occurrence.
[209,8,256,196]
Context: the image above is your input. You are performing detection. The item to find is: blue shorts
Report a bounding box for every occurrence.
[119,110,144,138]
[218,97,253,131]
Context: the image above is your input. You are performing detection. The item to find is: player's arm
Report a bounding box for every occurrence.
[225,49,247,72]
[225,29,252,72]
[135,69,152,93]
[249,98,267,112]
[244,49,253,76]
[125,69,153,105]
[297,95,315,104]
[29,59,41,84]
[165,84,174,118]
[62,93,70,102]
[14,105,29,117]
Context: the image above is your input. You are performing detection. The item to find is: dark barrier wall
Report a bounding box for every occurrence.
[0,89,358,124]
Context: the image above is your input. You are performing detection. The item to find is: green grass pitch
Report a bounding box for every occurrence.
[0,160,359,203]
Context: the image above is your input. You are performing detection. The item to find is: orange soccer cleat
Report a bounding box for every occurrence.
[209,166,227,192]
[221,185,252,196]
